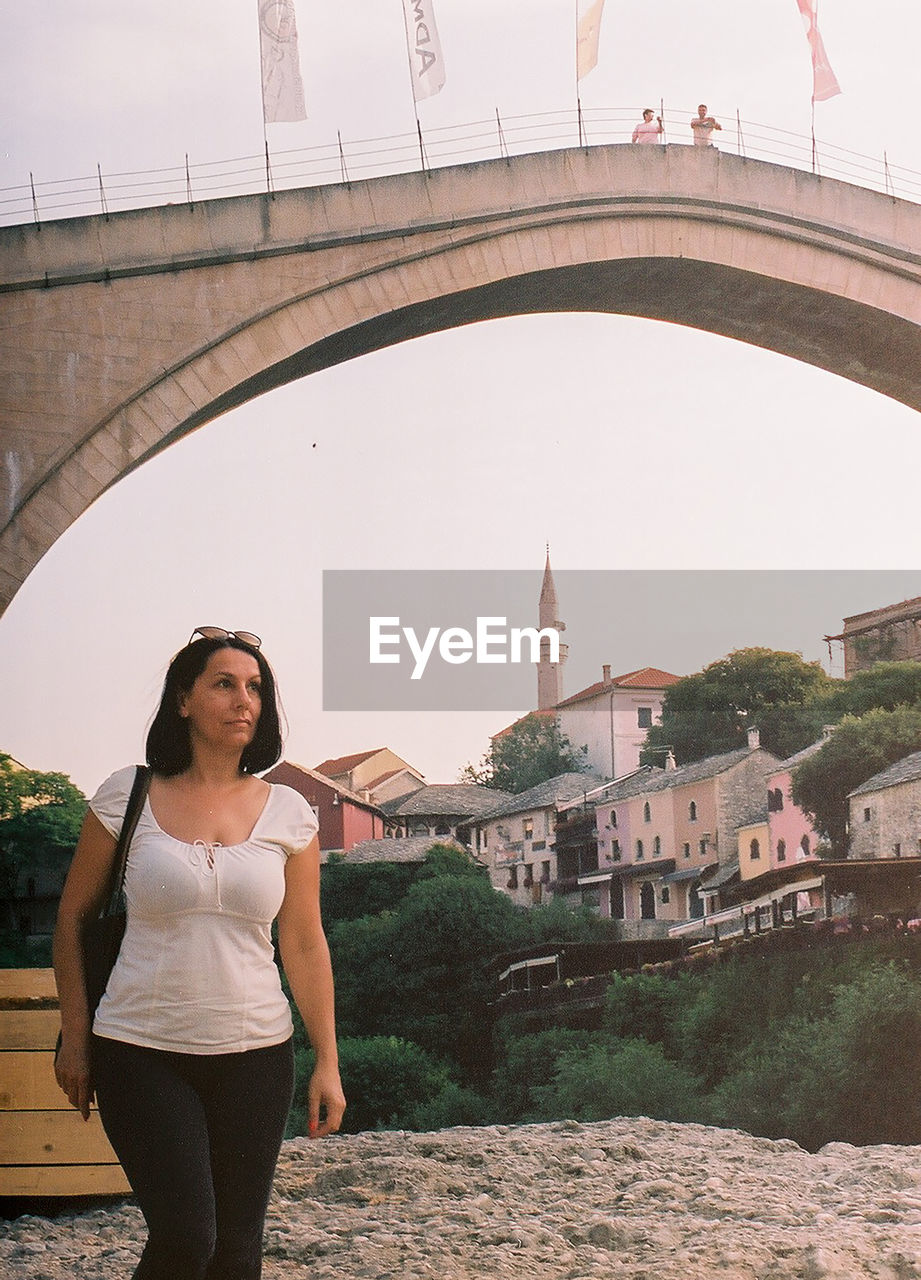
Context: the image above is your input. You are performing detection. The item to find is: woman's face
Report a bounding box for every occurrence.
[178,646,263,755]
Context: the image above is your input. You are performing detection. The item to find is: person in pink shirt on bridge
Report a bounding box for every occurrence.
[632,108,664,143]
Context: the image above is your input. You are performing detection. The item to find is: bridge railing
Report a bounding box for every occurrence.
[2,105,919,228]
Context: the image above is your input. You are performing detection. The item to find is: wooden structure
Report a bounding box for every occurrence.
[0,968,129,1195]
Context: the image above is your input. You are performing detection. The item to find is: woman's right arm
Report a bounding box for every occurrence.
[52,810,117,1120]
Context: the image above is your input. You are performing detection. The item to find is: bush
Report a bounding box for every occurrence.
[288,1036,457,1136]
[711,961,921,1150]
[490,1024,595,1120]
[603,971,687,1059]
[528,1037,707,1125]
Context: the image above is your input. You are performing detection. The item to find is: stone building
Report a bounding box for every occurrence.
[827,596,921,677]
[848,751,921,860]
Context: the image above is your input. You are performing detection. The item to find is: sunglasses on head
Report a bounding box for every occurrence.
[189,627,262,650]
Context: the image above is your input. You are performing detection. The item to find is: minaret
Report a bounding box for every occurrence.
[537,548,568,710]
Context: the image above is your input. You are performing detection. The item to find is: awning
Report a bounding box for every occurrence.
[661,863,717,885]
[611,859,677,881]
[578,869,617,886]
[739,877,824,914]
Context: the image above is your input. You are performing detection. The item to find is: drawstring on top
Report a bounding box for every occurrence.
[190,839,223,908]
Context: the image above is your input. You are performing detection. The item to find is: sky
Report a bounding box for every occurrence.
[2,0,921,797]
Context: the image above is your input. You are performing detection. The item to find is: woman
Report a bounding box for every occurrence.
[54,627,346,1280]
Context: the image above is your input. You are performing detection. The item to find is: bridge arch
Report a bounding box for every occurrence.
[2,143,921,612]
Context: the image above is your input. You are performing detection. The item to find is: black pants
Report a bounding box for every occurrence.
[92,1034,295,1280]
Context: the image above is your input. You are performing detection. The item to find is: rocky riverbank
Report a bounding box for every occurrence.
[4,1117,921,1278]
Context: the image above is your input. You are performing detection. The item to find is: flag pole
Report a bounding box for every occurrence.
[660,96,666,144]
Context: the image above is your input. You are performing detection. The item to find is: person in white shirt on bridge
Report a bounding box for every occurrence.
[691,104,722,146]
[632,108,664,143]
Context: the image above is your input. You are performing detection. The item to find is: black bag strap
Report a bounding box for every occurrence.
[100,765,151,918]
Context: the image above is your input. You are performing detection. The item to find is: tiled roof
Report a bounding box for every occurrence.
[380,784,512,818]
[268,761,377,810]
[774,737,830,772]
[321,835,471,865]
[849,750,921,798]
[555,667,681,709]
[481,772,606,820]
[314,748,386,776]
[592,746,777,803]
[490,709,556,740]
[699,856,740,891]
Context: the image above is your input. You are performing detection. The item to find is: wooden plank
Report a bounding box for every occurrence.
[0,969,58,1003]
[0,1110,121,1165]
[0,1162,130,1197]
[0,1008,61,1050]
[0,1050,80,1111]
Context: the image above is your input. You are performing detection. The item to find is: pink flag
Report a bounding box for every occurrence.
[794,0,841,102]
[577,0,606,81]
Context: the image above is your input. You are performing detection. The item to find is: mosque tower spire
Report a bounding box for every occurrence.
[537,546,568,710]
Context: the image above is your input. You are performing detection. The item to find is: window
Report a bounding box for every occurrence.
[661,886,671,905]
[541,861,551,884]
[611,839,621,861]
[523,865,534,887]
[610,809,618,828]
[777,838,786,862]
[750,838,760,860]
[683,842,691,859]
[688,801,698,822]
[800,835,810,856]
[699,839,707,857]
[894,842,902,857]
[767,788,784,812]
[506,867,519,890]
[635,839,644,860]
[523,817,534,840]
[864,807,871,822]
[643,802,651,823]
[544,811,552,835]
[653,835,661,857]
[637,706,653,729]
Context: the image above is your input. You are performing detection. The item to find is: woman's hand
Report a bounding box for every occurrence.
[308,1059,346,1138]
[54,1030,94,1122]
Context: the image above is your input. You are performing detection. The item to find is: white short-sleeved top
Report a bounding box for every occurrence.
[90,766,319,1054]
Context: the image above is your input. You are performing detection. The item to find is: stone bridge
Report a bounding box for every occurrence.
[3,143,921,613]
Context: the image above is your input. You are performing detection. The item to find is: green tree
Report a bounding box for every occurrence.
[460,712,590,793]
[826,661,921,719]
[328,870,526,1079]
[641,648,834,766]
[0,752,86,908]
[791,704,921,854]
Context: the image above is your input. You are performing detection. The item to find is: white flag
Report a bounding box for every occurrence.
[259,0,307,124]
[402,0,446,102]
[794,0,841,102]
[577,0,606,81]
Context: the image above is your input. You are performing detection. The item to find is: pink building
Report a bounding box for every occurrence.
[555,666,681,779]
[766,739,827,870]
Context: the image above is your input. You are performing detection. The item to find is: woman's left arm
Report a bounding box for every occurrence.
[277,836,346,1138]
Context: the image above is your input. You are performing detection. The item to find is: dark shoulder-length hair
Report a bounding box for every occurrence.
[146,636,283,777]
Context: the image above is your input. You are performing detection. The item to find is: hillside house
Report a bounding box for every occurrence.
[480,772,604,907]
[591,732,780,937]
[380,784,509,850]
[848,751,921,861]
[313,747,425,806]
[265,761,385,854]
[555,666,681,778]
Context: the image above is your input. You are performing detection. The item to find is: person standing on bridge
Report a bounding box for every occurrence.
[54,627,346,1280]
[690,103,722,146]
[632,108,664,144]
